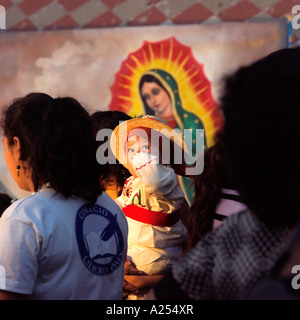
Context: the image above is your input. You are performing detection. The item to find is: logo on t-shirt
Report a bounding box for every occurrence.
[75,204,124,276]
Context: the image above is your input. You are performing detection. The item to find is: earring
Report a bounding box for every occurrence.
[17,165,21,177]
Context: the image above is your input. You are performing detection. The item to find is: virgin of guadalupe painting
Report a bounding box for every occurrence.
[109,37,224,204]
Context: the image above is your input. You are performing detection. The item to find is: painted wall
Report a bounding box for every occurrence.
[2,0,300,45]
[0,0,298,198]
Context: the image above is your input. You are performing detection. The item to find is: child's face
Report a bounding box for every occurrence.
[126,135,151,177]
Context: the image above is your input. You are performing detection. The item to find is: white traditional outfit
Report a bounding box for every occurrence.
[116,153,188,275]
[111,116,190,276]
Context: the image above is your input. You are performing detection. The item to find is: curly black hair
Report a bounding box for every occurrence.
[220,47,300,227]
[3,92,106,204]
[90,110,132,196]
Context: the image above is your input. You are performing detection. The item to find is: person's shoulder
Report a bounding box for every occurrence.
[96,192,128,231]
[212,208,290,245]
[208,208,259,240]
[1,192,39,220]
[97,191,124,212]
[2,188,75,220]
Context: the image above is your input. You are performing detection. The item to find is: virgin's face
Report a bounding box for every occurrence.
[141,82,173,118]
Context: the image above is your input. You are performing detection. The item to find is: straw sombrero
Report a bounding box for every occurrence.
[110,115,192,176]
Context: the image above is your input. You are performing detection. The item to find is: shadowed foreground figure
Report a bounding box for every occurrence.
[146,47,300,300]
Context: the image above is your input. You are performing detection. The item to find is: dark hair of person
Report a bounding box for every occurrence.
[185,134,231,251]
[139,74,171,116]
[2,92,106,204]
[90,110,131,195]
[220,47,300,227]
[0,192,13,216]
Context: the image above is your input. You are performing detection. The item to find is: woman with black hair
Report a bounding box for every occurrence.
[0,93,128,300]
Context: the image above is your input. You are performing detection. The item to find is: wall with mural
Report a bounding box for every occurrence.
[0,0,298,200]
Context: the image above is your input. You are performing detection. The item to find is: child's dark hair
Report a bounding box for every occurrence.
[90,110,131,194]
[220,47,300,227]
[3,92,106,204]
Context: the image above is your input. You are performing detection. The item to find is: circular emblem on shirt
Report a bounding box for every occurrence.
[75,204,124,276]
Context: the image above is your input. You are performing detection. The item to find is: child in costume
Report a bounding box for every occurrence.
[110,116,189,280]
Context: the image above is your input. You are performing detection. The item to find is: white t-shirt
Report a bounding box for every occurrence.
[0,188,128,300]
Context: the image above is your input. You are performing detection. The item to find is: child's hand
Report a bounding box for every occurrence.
[123,258,146,299]
[124,258,145,275]
[131,152,158,173]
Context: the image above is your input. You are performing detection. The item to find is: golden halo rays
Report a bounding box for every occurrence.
[109,37,223,147]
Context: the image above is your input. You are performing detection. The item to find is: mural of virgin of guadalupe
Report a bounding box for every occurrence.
[109,37,224,206]
[139,68,206,204]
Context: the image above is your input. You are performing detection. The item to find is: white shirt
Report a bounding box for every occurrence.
[0,188,128,300]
